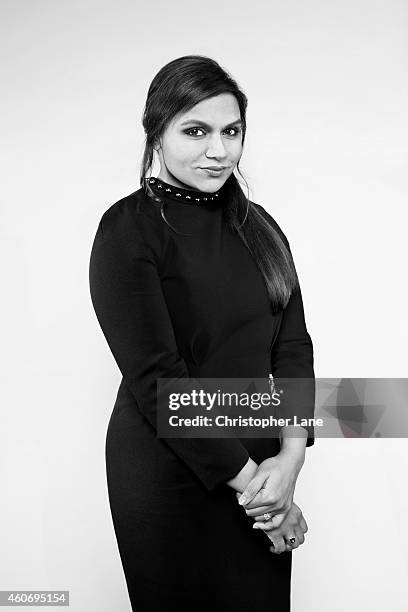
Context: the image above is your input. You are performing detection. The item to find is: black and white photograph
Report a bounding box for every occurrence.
[1,2,407,611]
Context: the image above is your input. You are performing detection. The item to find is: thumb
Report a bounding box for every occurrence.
[238,472,267,506]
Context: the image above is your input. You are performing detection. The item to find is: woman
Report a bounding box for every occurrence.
[89,54,315,611]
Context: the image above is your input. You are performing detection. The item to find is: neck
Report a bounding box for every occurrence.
[157,168,194,190]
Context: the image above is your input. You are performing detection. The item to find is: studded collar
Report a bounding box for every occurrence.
[145,176,223,206]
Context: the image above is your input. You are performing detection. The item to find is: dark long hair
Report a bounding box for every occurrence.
[140,54,299,313]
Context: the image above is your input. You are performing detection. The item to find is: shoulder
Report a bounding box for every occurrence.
[251,201,290,249]
[95,188,164,252]
[92,188,164,262]
[98,187,162,238]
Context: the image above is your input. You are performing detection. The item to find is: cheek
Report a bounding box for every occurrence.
[230,142,244,162]
[167,141,197,165]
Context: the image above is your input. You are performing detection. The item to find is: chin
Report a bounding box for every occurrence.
[196,174,227,192]
[177,170,226,192]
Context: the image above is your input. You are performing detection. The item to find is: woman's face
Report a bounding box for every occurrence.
[155,93,244,192]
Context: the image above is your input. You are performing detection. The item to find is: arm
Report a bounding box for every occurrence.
[234,277,314,513]
[89,204,250,492]
[254,203,315,453]
[271,284,315,451]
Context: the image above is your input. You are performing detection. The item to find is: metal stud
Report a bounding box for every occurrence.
[147,177,221,206]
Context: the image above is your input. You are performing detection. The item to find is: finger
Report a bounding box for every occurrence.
[294,527,305,548]
[237,472,268,506]
[245,504,275,518]
[244,489,292,513]
[242,494,271,512]
[284,530,299,550]
[237,490,268,512]
[267,534,286,554]
[251,500,291,521]
[237,491,273,515]
[297,515,308,534]
[295,526,305,545]
[267,535,280,554]
[288,526,306,550]
[252,520,275,530]
[267,512,286,529]
[252,512,286,531]
[242,490,282,511]
[253,510,277,521]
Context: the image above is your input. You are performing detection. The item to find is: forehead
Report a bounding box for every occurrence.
[174,93,241,126]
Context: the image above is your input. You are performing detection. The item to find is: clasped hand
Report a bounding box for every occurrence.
[237,455,302,530]
[246,500,309,553]
[234,456,308,553]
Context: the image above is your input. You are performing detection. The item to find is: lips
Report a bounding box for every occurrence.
[201,166,227,170]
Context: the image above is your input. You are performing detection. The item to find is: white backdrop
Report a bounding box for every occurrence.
[1,0,408,610]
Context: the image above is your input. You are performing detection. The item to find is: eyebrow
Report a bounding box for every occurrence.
[180,118,243,128]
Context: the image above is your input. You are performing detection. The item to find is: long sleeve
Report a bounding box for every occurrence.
[89,205,250,491]
[271,285,315,447]
[254,203,315,447]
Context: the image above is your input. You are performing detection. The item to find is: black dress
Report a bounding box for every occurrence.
[89,176,315,612]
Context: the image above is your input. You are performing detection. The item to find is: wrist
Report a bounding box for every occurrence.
[226,457,258,492]
[278,428,307,469]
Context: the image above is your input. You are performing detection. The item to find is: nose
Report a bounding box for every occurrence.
[205,134,227,159]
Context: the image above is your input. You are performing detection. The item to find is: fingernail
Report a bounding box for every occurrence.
[238,495,247,505]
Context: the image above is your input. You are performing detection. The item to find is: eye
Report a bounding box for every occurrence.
[224,127,241,137]
[184,128,205,137]
[184,126,242,137]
